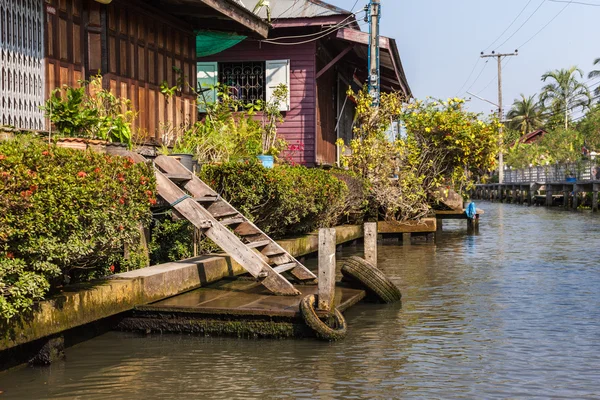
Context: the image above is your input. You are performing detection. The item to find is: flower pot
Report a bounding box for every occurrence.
[258,154,274,169]
[105,142,129,156]
[170,153,196,171]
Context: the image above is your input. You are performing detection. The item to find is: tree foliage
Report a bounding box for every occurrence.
[540,66,591,129]
[506,94,545,134]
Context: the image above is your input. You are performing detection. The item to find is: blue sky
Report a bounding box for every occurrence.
[330,0,599,116]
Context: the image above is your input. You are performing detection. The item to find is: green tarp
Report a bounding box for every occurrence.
[196,31,246,57]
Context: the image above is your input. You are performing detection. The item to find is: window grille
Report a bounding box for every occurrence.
[219,61,265,104]
[0,0,45,130]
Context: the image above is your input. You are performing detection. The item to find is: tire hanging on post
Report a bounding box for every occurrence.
[299,294,347,341]
[341,256,401,304]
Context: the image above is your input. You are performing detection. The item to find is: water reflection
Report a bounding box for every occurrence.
[1,202,600,398]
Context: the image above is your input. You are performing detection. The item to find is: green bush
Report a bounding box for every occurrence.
[200,162,348,238]
[0,135,156,321]
[149,214,194,265]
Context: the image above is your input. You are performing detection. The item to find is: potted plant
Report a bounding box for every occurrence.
[258,84,288,168]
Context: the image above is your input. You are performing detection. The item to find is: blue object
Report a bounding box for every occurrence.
[566,177,577,183]
[258,155,274,169]
[465,202,477,220]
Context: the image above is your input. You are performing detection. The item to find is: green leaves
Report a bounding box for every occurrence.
[0,135,156,321]
[41,75,135,148]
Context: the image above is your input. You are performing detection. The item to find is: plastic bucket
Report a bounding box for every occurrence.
[257,154,274,169]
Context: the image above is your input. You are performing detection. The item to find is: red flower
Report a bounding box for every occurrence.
[109,265,115,273]
[0,154,6,160]
[20,190,33,198]
[119,197,125,205]
[94,167,101,174]
[6,252,14,259]
[42,151,49,156]
[29,185,38,192]
[145,190,153,196]
[77,171,87,178]
[117,173,125,183]
[118,225,124,231]
[149,198,157,205]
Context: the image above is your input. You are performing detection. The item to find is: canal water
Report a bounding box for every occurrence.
[1,202,600,399]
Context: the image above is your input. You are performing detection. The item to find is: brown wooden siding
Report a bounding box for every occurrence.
[199,41,317,166]
[316,65,337,165]
[45,0,85,98]
[44,0,197,141]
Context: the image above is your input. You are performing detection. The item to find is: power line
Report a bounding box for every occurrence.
[262,21,368,45]
[517,0,573,49]
[496,0,547,49]
[455,58,480,96]
[549,0,600,5]
[483,0,534,52]
[264,14,361,42]
[463,60,490,95]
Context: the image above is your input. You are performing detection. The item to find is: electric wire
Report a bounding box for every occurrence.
[495,0,547,49]
[264,12,363,41]
[517,0,573,49]
[262,20,367,45]
[462,60,490,95]
[483,0,534,52]
[455,58,481,96]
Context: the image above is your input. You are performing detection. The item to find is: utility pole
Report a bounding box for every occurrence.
[481,50,518,184]
[368,0,381,106]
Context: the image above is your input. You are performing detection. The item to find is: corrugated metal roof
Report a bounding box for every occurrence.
[242,0,351,19]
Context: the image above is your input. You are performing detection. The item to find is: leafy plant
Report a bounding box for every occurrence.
[200,161,347,238]
[0,135,156,321]
[42,75,136,148]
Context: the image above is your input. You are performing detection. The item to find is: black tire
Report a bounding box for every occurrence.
[300,294,347,341]
[341,256,401,304]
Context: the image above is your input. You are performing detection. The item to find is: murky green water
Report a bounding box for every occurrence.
[2,202,600,399]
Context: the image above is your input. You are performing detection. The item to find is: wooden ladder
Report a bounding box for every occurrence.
[131,153,317,296]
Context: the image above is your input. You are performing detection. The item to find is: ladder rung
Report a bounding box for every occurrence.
[211,210,239,219]
[165,173,193,182]
[264,248,286,257]
[273,262,298,274]
[246,240,271,249]
[195,195,219,203]
[221,217,244,226]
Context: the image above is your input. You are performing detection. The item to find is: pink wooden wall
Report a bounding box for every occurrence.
[198,40,317,165]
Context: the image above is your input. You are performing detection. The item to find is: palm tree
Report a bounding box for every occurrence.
[588,58,600,97]
[540,66,591,129]
[506,94,544,134]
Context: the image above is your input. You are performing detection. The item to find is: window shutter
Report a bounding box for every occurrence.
[196,62,218,112]
[265,59,290,112]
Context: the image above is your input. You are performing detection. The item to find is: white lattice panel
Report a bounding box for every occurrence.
[0,0,45,130]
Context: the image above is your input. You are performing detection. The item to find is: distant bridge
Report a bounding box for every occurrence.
[473,160,600,212]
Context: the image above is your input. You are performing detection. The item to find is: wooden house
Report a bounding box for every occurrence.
[197,0,412,166]
[0,0,268,139]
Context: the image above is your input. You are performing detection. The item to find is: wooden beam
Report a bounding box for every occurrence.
[316,45,353,80]
[172,0,269,38]
[336,27,390,50]
[378,218,437,233]
[272,15,350,28]
[317,228,336,311]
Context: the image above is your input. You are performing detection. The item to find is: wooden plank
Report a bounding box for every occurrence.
[315,45,353,80]
[246,240,271,249]
[378,218,436,233]
[317,228,336,311]
[273,262,298,274]
[154,172,300,296]
[220,217,244,226]
[364,223,377,267]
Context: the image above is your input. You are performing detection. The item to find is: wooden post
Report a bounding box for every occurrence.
[437,219,443,232]
[402,233,411,246]
[364,223,377,267]
[318,228,336,312]
[572,185,578,210]
[593,188,598,212]
[546,189,553,207]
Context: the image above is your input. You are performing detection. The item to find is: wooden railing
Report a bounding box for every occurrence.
[503,160,600,183]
